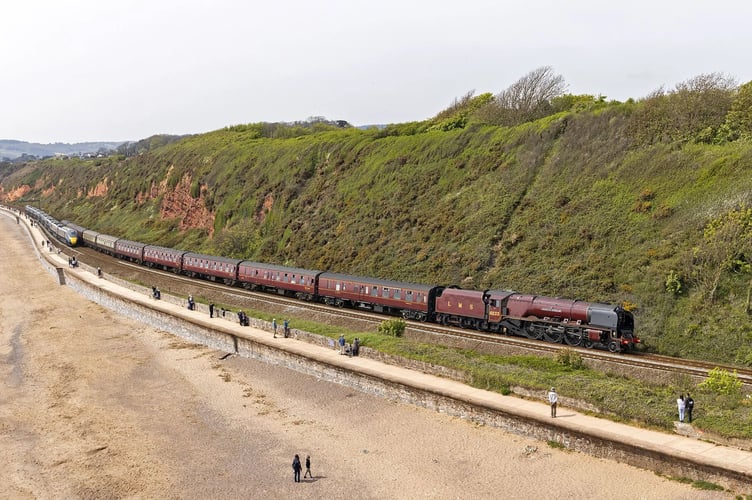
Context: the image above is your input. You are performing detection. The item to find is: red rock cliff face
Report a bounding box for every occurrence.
[1,184,31,202]
[87,178,109,198]
[136,167,215,236]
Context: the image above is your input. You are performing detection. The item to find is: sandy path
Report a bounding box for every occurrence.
[0,213,730,499]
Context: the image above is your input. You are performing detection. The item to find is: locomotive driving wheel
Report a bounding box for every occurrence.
[524,320,543,340]
[563,329,582,347]
[543,328,563,344]
[608,341,621,353]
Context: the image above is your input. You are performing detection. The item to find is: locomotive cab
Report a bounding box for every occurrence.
[65,228,78,246]
[587,304,638,352]
[617,308,638,347]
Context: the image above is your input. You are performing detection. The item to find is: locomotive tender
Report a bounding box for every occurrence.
[26,205,639,352]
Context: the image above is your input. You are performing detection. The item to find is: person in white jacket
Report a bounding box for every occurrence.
[548,387,558,418]
[677,394,685,422]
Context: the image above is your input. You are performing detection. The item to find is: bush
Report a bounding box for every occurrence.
[555,348,585,369]
[665,270,682,295]
[698,368,743,396]
[377,318,406,337]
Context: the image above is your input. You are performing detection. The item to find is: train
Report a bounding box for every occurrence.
[25,205,639,352]
[25,205,78,246]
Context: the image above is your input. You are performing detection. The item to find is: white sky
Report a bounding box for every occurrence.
[2,0,751,143]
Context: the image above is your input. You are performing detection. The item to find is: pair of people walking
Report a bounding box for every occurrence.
[292,454,312,482]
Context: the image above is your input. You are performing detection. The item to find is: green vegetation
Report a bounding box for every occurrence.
[662,475,726,491]
[2,71,752,368]
[699,368,744,396]
[546,440,566,450]
[377,318,406,337]
[236,302,751,440]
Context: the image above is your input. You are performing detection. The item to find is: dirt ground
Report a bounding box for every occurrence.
[0,213,733,499]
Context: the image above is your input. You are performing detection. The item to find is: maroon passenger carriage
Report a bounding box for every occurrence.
[182,252,242,285]
[237,262,321,301]
[143,245,187,272]
[114,239,146,264]
[317,272,443,321]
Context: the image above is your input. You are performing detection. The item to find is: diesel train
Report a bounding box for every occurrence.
[25,205,639,352]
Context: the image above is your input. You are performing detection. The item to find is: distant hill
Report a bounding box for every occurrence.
[0,139,125,161]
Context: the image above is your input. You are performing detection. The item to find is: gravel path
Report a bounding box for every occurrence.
[0,213,731,499]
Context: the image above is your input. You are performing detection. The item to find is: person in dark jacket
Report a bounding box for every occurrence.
[685,394,695,423]
[292,454,302,483]
[304,455,312,478]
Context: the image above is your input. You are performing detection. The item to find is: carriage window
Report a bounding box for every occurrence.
[406,291,413,302]
[372,287,378,296]
[394,289,401,300]
[335,283,341,291]
[382,287,390,298]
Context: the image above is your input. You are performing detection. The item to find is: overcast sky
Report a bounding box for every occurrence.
[3,0,751,144]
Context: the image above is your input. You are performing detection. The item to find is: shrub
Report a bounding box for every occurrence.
[377,318,406,337]
[698,368,743,396]
[665,270,683,295]
[555,348,585,369]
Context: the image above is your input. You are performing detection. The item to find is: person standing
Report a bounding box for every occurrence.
[283,318,290,338]
[292,454,302,483]
[209,303,215,318]
[304,455,312,479]
[685,394,694,423]
[273,318,278,338]
[677,394,686,422]
[339,334,346,355]
[548,387,558,418]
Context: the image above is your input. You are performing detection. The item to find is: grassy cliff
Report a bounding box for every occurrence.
[2,97,751,365]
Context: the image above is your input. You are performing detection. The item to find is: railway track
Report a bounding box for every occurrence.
[63,242,752,388]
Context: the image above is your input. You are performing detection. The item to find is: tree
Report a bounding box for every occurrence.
[475,66,567,126]
[628,73,737,145]
[721,80,752,141]
[671,72,737,142]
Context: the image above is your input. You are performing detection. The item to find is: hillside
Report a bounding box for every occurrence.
[0,139,125,161]
[1,81,751,366]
